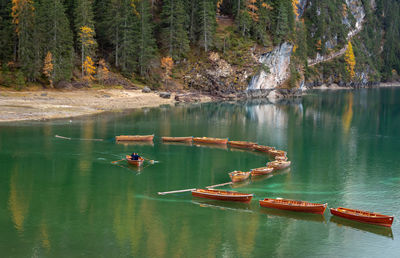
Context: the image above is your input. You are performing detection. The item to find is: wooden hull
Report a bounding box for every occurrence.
[330,207,394,227]
[126,155,144,166]
[251,167,274,176]
[253,145,275,153]
[228,141,256,149]
[193,137,228,145]
[275,155,288,161]
[267,161,291,170]
[229,171,251,183]
[116,135,154,141]
[191,189,253,203]
[162,136,193,142]
[260,198,327,214]
[269,150,287,157]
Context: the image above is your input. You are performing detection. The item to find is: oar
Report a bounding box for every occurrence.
[112,159,125,164]
[141,156,158,164]
[158,188,196,195]
[206,182,233,189]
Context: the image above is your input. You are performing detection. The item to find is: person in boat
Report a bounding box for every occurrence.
[131,152,140,160]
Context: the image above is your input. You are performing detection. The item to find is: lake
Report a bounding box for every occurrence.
[1,88,399,257]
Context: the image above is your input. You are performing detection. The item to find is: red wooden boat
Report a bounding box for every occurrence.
[125,155,144,166]
[251,166,274,176]
[259,198,327,214]
[116,135,154,141]
[228,141,256,149]
[191,189,253,203]
[162,136,193,142]
[275,155,288,161]
[193,137,228,145]
[268,149,287,158]
[253,144,275,152]
[267,160,291,170]
[330,207,394,227]
[229,171,251,183]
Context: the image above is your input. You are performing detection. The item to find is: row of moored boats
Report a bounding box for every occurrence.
[116,134,394,228]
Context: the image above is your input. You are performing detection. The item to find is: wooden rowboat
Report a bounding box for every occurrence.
[267,160,291,170]
[228,171,251,183]
[193,137,228,145]
[251,166,274,176]
[125,155,144,166]
[330,207,394,227]
[260,198,327,214]
[162,136,193,142]
[228,141,256,149]
[191,189,253,203]
[269,149,287,157]
[253,144,275,152]
[275,155,288,161]
[116,135,154,141]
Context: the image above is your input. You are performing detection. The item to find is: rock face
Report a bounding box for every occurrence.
[184,51,255,95]
[247,42,293,90]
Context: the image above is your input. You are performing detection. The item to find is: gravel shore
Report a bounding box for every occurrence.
[0,88,211,122]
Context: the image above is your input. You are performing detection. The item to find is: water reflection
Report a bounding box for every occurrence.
[330,216,394,239]
[259,207,327,223]
[8,163,31,234]
[1,88,400,257]
[192,200,252,212]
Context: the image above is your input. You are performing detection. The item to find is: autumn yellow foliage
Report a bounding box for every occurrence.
[161,56,173,79]
[11,0,35,33]
[344,41,356,78]
[83,56,96,81]
[43,51,53,87]
[292,0,299,18]
[97,59,109,84]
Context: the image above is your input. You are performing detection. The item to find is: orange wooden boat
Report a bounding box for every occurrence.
[269,149,287,157]
[260,198,327,214]
[275,155,288,161]
[228,171,251,183]
[116,135,154,141]
[330,207,394,227]
[253,144,275,152]
[125,155,144,166]
[267,160,291,170]
[162,136,193,142]
[193,137,228,145]
[228,141,256,149]
[191,189,253,203]
[251,166,274,176]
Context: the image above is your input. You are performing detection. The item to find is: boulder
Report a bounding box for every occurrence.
[159,92,171,99]
[142,86,151,93]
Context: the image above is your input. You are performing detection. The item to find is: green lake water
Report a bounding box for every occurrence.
[1,88,399,257]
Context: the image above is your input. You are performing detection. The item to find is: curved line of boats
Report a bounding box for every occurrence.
[116,134,395,228]
[190,189,394,227]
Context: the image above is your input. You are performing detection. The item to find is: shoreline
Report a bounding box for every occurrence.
[0,88,211,123]
[1,83,399,123]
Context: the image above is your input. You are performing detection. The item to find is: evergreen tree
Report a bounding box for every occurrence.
[135,0,156,76]
[197,0,216,52]
[105,0,137,72]
[75,0,97,77]
[160,0,189,59]
[0,0,14,62]
[37,0,74,82]
[11,0,37,79]
[274,0,289,44]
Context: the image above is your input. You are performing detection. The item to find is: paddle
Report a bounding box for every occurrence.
[111,159,125,164]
